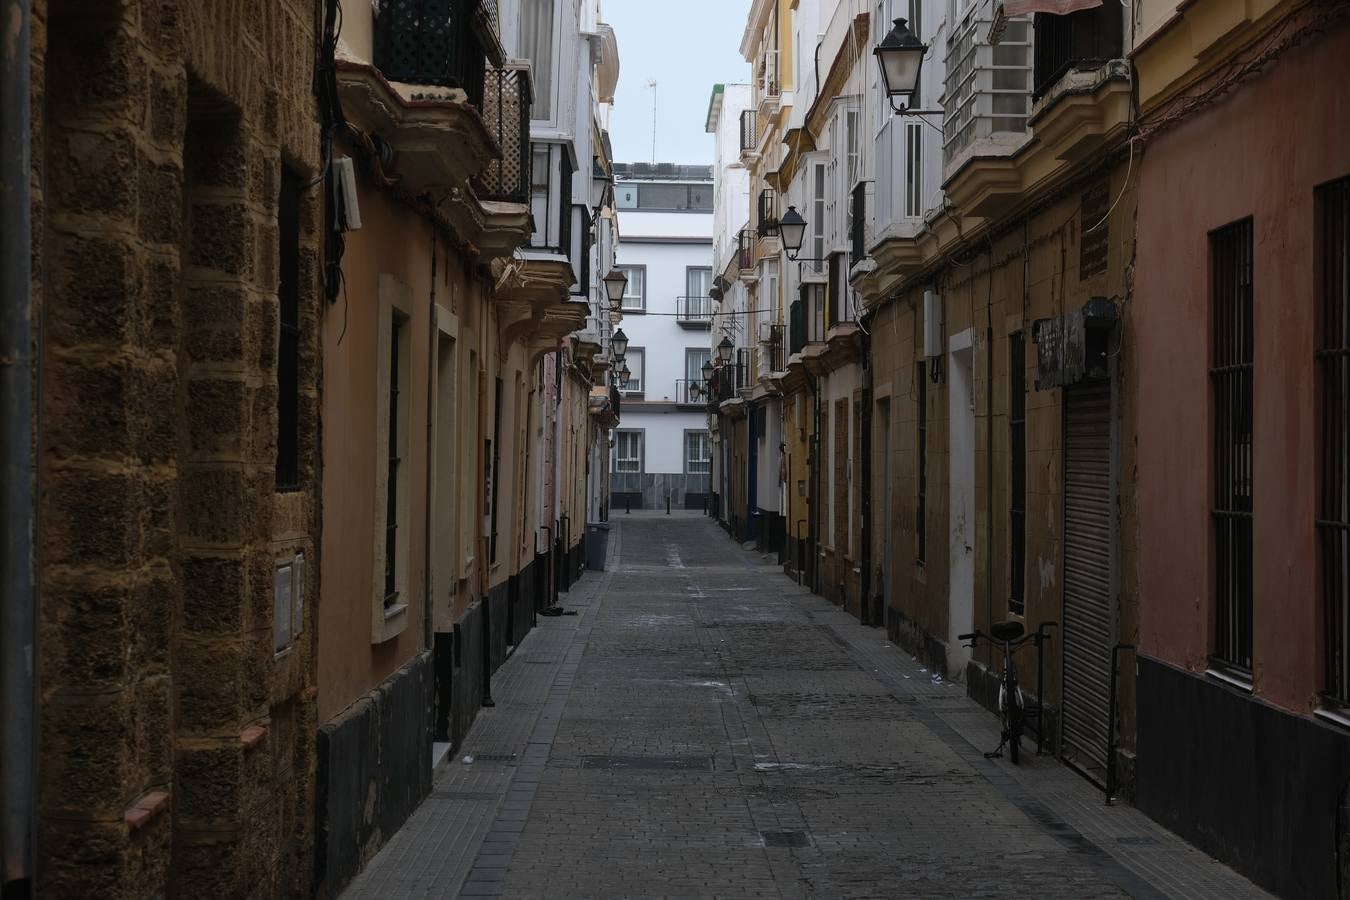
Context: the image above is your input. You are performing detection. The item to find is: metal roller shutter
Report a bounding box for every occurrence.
[1060,377,1115,784]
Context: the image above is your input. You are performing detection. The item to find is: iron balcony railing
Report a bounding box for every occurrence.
[850,182,867,264]
[1032,5,1124,100]
[676,296,714,325]
[674,379,710,406]
[738,229,756,272]
[740,109,759,151]
[756,188,778,237]
[374,0,488,107]
[475,64,532,203]
[759,323,784,375]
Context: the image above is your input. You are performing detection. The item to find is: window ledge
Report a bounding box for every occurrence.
[1205,665,1254,693]
[1315,706,1350,731]
[373,602,409,645]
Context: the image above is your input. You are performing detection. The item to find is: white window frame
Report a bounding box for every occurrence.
[621,347,645,394]
[619,264,646,311]
[685,430,712,476]
[372,274,413,644]
[614,429,645,474]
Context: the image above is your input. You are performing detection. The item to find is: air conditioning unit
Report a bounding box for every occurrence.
[922,290,943,359]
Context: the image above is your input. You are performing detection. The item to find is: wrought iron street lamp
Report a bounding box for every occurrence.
[874,18,943,117]
[778,206,808,258]
[716,336,734,365]
[603,268,628,311]
[689,382,702,402]
[701,359,715,383]
[617,361,631,388]
[611,327,629,358]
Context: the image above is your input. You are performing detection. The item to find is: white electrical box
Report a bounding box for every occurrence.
[923,290,943,359]
[332,157,362,232]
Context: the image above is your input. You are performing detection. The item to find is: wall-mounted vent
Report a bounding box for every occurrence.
[923,290,943,359]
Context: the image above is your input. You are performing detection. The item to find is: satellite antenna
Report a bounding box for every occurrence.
[646,79,658,163]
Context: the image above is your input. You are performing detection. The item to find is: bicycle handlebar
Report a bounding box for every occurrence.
[957,632,976,641]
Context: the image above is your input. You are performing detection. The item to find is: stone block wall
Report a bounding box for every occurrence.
[32,1,323,896]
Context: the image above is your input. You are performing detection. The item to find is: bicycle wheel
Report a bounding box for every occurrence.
[1007,701,1021,764]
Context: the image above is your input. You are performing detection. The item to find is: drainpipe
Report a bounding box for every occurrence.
[1,1,36,895]
[808,373,821,595]
[859,329,873,626]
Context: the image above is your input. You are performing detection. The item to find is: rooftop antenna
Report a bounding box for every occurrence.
[645,79,657,163]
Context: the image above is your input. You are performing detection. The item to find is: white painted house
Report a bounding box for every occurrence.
[609,163,716,511]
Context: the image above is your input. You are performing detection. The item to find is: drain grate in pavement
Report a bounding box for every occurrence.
[760,830,812,848]
[1117,836,1158,846]
[471,752,518,762]
[429,790,499,801]
[581,754,715,772]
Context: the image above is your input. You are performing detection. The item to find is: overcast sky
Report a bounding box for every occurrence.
[603,0,752,166]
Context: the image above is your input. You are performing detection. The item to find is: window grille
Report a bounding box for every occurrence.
[1010,332,1026,615]
[385,314,405,607]
[686,431,712,475]
[917,360,927,564]
[1211,218,1254,674]
[615,431,643,474]
[1319,177,1350,705]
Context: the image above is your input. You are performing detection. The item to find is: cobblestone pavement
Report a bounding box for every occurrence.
[344,513,1271,900]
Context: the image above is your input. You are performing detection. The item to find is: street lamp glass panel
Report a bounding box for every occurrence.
[717,336,734,364]
[778,206,807,255]
[611,328,629,357]
[701,359,714,382]
[874,18,927,99]
[603,268,628,305]
[617,363,631,387]
[590,160,608,210]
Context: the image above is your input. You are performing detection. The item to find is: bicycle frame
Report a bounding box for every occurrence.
[958,622,1057,762]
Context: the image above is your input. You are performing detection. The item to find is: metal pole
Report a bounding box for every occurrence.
[1105,643,1136,804]
[1,0,36,894]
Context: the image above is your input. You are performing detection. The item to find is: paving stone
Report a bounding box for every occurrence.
[341,517,1271,900]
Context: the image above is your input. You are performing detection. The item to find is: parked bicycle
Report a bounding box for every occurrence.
[957,621,1057,764]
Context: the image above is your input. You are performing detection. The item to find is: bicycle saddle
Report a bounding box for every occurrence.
[990,620,1025,642]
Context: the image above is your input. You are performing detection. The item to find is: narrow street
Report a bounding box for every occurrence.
[344,515,1267,900]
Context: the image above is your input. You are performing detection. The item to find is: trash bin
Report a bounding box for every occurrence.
[586,522,610,571]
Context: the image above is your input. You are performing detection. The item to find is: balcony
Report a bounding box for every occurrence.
[374,0,488,105]
[675,296,714,327]
[739,109,759,154]
[789,285,828,356]
[756,188,778,237]
[737,229,756,273]
[755,47,781,112]
[674,379,711,407]
[474,64,532,203]
[942,11,1033,175]
[757,323,784,376]
[1033,5,1124,101]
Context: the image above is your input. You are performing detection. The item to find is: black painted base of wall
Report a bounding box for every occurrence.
[1137,655,1350,899]
[885,606,950,678]
[317,651,433,897]
[755,509,786,561]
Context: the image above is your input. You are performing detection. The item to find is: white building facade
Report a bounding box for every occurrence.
[609,164,716,511]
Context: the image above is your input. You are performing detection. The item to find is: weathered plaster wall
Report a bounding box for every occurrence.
[1135,20,1350,713]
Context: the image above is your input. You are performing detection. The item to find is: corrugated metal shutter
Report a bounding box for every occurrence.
[1060,377,1115,784]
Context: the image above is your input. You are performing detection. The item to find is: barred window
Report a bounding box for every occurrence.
[615,430,644,474]
[1210,218,1254,676]
[1319,176,1350,705]
[685,431,712,475]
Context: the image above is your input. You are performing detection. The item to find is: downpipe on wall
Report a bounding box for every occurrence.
[859,325,873,627]
[1,1,36,896]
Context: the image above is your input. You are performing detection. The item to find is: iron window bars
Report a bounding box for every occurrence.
[1210,218,1254,675]
[676,296,714,324]
[740,109,759,151]
[738,229,756,272]
[757,188,778,236]
[1320,177,1350,706]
